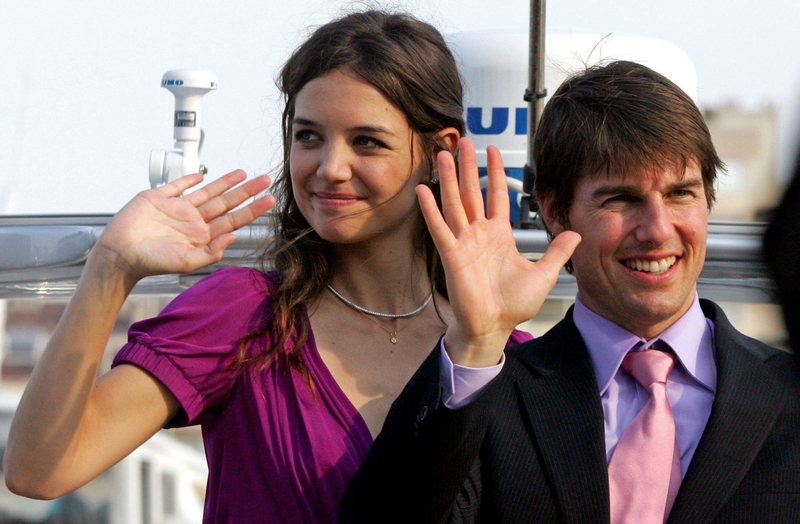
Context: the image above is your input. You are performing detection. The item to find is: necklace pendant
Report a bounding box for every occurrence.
[390,332,398,344]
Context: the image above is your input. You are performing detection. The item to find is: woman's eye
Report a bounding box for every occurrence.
[354,136,385,149]
[293,129,319,144]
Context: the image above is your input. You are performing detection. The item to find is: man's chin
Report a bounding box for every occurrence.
[615,296,694,333]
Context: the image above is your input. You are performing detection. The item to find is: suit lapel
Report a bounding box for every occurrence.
[512,314,610,524]
[667,301,789,524]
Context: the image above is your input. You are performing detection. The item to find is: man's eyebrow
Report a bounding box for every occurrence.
[591,178,705,199]
[669,179,705,191]
[592,185,640,199]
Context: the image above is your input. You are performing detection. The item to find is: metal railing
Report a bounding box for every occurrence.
[0,215,776,303]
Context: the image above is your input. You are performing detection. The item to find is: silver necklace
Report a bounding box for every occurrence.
[326,284,433,319]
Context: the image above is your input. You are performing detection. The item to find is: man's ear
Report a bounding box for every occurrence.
[539,192,567,235]
[436,127,461,154]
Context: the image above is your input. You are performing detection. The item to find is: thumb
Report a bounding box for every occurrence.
[535,231,581,281]
[207,233,238,258]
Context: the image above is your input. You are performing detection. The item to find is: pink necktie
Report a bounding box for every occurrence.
[608,349,682,524]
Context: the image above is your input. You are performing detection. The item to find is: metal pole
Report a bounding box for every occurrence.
[519,0,547,228]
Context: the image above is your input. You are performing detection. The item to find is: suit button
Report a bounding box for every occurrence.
[417,406,428,422]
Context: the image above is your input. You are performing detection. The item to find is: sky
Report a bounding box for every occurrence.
[2,0,800,215]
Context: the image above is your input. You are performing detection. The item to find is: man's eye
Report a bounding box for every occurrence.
[605,194,634,205]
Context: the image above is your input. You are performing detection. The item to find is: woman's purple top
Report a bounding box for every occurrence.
[112,267,532,523]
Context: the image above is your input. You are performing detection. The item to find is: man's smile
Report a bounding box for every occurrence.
[624,256,678,275]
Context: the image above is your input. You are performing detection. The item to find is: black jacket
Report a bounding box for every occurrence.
[342,300,800,523]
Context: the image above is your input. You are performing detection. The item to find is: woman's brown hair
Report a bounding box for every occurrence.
[234,10,465,381]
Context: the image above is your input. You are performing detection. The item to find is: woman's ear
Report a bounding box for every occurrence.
[427,128,460,185]
[436,127,461,155]
[539,193,567,235]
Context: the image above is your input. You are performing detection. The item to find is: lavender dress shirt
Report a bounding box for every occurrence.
[441,293,717,474]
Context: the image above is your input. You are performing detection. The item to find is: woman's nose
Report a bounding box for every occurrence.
[316,143,352,182]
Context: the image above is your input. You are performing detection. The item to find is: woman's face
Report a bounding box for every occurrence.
[289,68,428,246]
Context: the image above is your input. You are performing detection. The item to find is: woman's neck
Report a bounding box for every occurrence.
[328,245,432,316]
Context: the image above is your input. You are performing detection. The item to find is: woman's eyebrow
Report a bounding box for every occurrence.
[352,125,392,133]
[292,117,316,126]
[292,119,398,138]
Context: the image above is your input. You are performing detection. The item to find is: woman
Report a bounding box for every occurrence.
[4,10,531,523]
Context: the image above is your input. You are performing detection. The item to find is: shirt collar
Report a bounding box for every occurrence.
[573,293,716,395]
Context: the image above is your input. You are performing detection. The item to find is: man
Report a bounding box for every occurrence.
[341,61,800,523]
[764,147,800,357]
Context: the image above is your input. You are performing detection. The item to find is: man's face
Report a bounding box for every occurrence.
[545,163,709,339]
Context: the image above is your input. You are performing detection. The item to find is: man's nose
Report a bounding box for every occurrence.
[635,198,674,246]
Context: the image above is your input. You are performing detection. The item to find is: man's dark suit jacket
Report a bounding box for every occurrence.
[765,154,800,356]
[341,300,800,523]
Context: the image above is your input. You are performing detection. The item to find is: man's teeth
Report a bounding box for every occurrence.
[625,256,677,274]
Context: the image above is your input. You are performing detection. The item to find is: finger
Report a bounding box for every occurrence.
[485,146,510,220]
[456,138,486,221]
[534,231,582,283]
[184,170,248,208]
[437,149,469,233]
[198,175,272,222]
[160,173,206,197]
[208,194,276,239]
[416,185,457,253]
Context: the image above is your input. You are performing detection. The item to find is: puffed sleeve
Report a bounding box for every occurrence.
[508,328,534,346]
[112,267,274,427]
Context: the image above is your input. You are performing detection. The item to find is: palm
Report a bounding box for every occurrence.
[96,171,275,280]
[439,214,561,336]
[417,139,580,365]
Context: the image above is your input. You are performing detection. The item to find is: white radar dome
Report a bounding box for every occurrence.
[448,31,698,169]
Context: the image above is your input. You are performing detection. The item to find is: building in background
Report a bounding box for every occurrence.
[0,295,207,524]
[706,102,784,221]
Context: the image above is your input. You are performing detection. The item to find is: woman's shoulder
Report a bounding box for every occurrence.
[159,266,276,313]
[131,267,278,340]
[116,266,281,427]
[178,266,276,298]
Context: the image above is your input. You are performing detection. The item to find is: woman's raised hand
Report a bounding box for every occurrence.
[4,169,274,498]
[416,138,581,367]
[95,170,275,281]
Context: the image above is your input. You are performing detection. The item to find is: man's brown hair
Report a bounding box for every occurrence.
[534,60,723,232]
